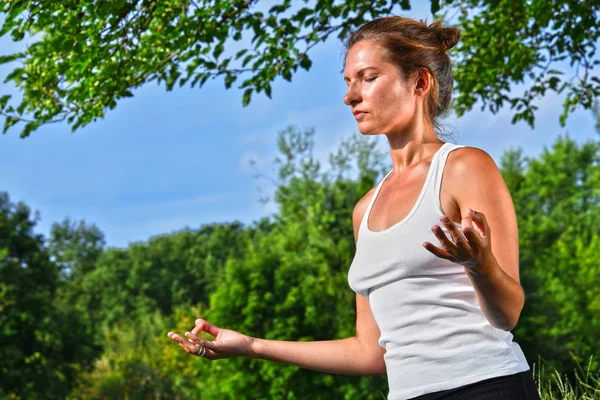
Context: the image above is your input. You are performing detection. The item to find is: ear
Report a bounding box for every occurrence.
[414,68,432,97]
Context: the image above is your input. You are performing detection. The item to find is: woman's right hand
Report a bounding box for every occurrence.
[167,319,255,360]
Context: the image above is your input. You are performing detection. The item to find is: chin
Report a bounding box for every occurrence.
[357,124,383,136]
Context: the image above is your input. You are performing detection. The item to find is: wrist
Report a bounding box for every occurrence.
[248,336,261,359]
[466,253,501,283]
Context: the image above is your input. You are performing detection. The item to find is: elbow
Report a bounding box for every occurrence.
[492,320,517,332]
[491,290,525,331]
[373,362,387,375]
[491,310,522,331]
[366,358,386,375]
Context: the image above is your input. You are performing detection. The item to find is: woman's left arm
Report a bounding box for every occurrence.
[422,147,524,331]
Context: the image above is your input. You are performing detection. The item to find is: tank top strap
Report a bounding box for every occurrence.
[361,168,393,229]
[425,142,466,211]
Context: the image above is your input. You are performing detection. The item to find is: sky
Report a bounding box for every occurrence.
[0,3,597,248]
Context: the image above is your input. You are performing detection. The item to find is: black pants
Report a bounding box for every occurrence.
[409,370,540,400]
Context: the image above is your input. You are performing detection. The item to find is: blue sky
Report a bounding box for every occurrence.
[0,3,597,248]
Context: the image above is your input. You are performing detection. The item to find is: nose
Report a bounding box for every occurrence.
[343,82,361,106]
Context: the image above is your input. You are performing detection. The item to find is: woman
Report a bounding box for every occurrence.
[168,16,540,400]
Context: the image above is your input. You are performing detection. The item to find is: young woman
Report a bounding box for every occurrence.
[167,16,540,400]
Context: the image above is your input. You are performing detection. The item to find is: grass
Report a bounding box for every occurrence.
[535,356,600,400]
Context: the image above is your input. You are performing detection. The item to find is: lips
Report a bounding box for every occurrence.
[353,111,367,120]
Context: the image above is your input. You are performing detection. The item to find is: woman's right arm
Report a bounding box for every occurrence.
[168,188,385,376]
[249,292,385,375]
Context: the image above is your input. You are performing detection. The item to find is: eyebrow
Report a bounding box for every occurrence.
[344,67,379,82]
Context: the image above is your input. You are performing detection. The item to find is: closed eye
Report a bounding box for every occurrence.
[365,76,378,82]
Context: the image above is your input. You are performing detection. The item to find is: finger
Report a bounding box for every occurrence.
[196,346,218,360]
[194,319,220,337]
[168,332,197,354]
[462,225,485,249]
[191,324,203,336]
[460,216,483,246]
[185,331,217,351]
[422,241,454,261]
[460,215,473,230]
[439,216,469,252]
[468,208,488,237]
[431,224,458,256]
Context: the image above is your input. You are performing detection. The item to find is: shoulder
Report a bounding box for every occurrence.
[445,146,499,178]
[443,145,511,210]
[444,145,504,192]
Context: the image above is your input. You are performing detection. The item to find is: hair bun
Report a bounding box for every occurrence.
[428,21,460,51]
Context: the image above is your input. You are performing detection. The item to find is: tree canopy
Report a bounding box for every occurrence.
[1,0,599,137]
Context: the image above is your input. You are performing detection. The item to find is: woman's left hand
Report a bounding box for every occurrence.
[422,208,494,273]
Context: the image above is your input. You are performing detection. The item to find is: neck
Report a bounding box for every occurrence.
[385,123,442,171]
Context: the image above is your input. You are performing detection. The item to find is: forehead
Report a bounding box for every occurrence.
[344,40,389,75]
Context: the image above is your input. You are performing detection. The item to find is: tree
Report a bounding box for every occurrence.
[48,217,106,279]
[192,126,389,399]
[452,0,600,128]
[501,135,600,375]
[1,0,598,137]
[69,307,201,400]
[0,192,94,399]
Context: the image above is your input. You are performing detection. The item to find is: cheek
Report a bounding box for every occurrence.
[372,80,407,108]
[387,81,410,105]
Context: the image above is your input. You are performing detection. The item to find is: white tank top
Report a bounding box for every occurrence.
[348,143,529,400]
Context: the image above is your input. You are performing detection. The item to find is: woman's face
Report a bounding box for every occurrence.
[343,40,418,136]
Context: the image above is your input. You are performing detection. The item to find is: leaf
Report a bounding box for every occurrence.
[299,56,312,70]
[2,116,19,134]
[20,121,41,138]
[242,54,253,67]
[224,74,237,89]
[235,49,248,59]
[0,52,24,65]
[242,88,253,106]
[213,43,224,59]
[0,95,11,109]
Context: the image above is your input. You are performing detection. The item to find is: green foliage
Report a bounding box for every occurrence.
[48,217,106,278]
[2,1,598,136]
[0,193,94,399]
[451,1,600,128]
[501,136,600,375]
[63,223,250,333]
[70,307,203,400]
[0,0,412,137]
